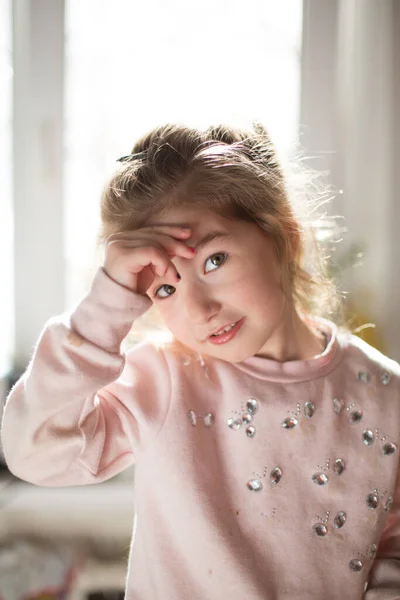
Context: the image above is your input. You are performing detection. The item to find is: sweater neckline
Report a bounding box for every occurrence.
[232,317,343,383]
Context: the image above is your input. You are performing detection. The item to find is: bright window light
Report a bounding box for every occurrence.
[64,0,303,308]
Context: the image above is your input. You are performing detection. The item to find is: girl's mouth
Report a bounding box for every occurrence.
[208,318,245,345]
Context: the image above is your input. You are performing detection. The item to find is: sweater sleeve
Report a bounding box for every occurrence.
[1,267,172,487]
[364,469,400,599]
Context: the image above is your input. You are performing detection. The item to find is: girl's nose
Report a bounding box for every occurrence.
[183,284,221,324]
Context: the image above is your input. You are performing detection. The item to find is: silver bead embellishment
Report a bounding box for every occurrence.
[312,473,328,486]
[270,467,282,485]
[304,401,315,418]
[203,413,214,427]
[247,465,282,491]
[282,416,299,430]
[349,559,363,572]
[380,371,391,385]
[188,410,197,426]
[246,426,256,438]
[362,429,375,446]
[247,479,263,492]
[385,496,393,512]
[382,442,397,456]
[334,511,347,528]
[227,417,242,430]
[357,371,371,384]
[333,397,345,414]
[189,410,215,427]
[366,492,379,510]
[246,398,258,415]
[228,398,260,436]
[349,410,363,424]
[313,523,328,537]
[242,413,253,424]
[369,544,377,559]
[333,458,346,475]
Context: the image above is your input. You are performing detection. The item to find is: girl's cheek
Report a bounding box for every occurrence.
[156,301,177,324]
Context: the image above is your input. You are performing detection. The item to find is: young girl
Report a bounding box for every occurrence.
[2,122,400,600]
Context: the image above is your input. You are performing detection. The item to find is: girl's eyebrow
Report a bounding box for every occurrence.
[193,231,232,252]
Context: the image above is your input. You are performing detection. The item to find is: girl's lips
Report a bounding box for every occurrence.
[208,317,245,345]
[210,320,239,337]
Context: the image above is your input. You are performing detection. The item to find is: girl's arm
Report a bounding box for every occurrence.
[0,267,171,487]
[364,470,400,598]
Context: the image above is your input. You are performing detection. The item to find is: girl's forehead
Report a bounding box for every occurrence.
[147,206,264,247]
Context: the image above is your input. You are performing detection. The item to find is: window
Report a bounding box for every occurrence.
[0,0,13,377]
[1,2,303,374]
[64,0,303,307]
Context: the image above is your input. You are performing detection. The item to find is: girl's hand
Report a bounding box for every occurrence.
[103,225,194,296]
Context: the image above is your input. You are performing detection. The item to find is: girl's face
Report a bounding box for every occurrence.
[146,206,290,363]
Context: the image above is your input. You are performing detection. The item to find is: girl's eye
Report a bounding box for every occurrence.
[154,284,176,299]
[204,252,227,273]
[154,252,227,299]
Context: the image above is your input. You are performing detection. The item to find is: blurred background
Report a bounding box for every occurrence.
[0,0,399,598]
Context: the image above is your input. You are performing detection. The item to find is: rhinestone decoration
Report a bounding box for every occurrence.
[333,397,345,414]
[362,430,375,446]
[349,559,363,572]
[385,496,393,512]
[312,473,328,486]
[366,492,379,510]
[349,410,363,424]
[189,410,215,428]
[261,508,276,519]
[313,523,328,537]
[188,410,197,426]
[270,467,282,485]
[304,401,315,419]
[316,510,330,524]
[333,458,346,475]
[228,398,259,437]
[316,458,331,473]
[369,544,377,560]
[247,479,263,492]
[246,426,256,438]
[192,353,209,378]
[282,416,299,430]
[357,371,371,384]
[334,511,347,528]
[227,417,242,430]
[242,413,253,424]
[380,371,391,385]
[282,401,314,428]
[246,398,258,415]
[382,442,397,456]
[203,413,214,427]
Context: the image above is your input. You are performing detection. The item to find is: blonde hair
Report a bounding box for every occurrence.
[98,121,347,342]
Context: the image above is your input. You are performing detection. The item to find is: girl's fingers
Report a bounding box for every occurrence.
[129,247,179,281]
[111,233,195,259]
[167,239,196,258]
[107,225,191,245]
[105,228,196,292]
[147,225,191,236]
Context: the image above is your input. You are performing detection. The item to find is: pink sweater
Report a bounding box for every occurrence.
[2,267,400,600]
